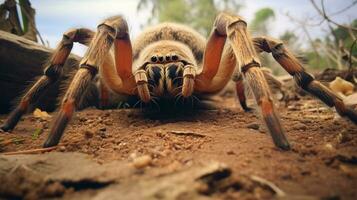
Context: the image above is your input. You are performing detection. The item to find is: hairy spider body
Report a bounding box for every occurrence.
[132,23,205,100]
[1,13,356,150]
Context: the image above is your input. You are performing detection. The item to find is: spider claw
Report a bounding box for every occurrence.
[0,125,10,132]
[342,106,357,124]
[241,102,253,112]
[259,98,290,150]
[263,113,290,150]
[43,111,70,147]
[1,108,25,132]
[243,107,253,112]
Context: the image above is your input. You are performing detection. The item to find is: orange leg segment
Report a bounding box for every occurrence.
[253,36,357,124]
[1,28,94,132]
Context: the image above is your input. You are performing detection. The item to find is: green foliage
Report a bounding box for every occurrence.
[19,0,29,33]
[332,19,357,57]
[302,20,357,70]
[280,31,297,44]
[32,128,43,140]
[158,0,189,23]
[189,0,217,35]
[250,7,275,35]
[305,51,329,70]
[137,0,243,36]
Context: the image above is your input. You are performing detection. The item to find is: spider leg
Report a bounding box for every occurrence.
[182,64,196,97]
[98,16,139,100]
[194,13,233,93]
[43,16,130,147]
[233,72,252,112]
[99,80,110,108]
[1,28,94,132]
[192,13,289,149]
[226,14,290,150]
[253,36,357,124]
[134,69,151,103]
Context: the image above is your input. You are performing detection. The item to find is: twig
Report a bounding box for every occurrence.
[310,0,357,32]
[349,39,357,70]
[168,130,207,138]
[285,12,321,58]
[346,38,357,82]
[328,0,357,17]
[250,175,286,197]
[15,0,45,45]
[2,146,58,155]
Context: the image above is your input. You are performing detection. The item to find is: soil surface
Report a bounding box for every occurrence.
[0,94,357,200]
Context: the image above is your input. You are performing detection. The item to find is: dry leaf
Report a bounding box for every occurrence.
[329,77,354,96]
[33,108,51,120]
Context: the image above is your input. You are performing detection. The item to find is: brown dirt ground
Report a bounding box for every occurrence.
[1,94,357,200]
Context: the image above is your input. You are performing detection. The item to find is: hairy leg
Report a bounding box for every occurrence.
[190,12,290,149]
[43,16,132,147]
[253,36,357,124]
[99,80,110,108]
[194,13,236,93]
[233,72,252,112]
[1,28,94,132]
[226,13,290,150]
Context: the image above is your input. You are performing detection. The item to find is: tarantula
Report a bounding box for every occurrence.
[1,13,356,150]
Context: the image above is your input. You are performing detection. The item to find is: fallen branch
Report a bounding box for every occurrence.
[310,0,357,32]
[168,130,207,138]
[1,146,59,155]
[250,175,286,197]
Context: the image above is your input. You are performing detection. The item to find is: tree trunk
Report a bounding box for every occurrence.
[0,30,80,114]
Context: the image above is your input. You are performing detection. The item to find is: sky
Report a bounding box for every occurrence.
[4,0,356,56]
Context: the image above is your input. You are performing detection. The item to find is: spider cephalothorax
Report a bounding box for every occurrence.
[135,40,198,99]
[1,13,356,150]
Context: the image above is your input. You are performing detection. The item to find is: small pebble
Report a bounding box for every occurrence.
[293,123,307,131]
[226,150,235,155]
[324,143,335,151]
[59,146,66,152]
[132,155,152,169]
[337,131,351,144]
[246,123,259,130]
[84,130,94,138]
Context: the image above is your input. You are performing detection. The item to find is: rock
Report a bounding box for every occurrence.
[0,152,129,199]
[132,155,152,169]
[339,164,357,177]
[329,77,354,96]
[344,93,357,107]
[0,152,281,199]
[324,143,335,151]
[293,123,307,131]
[337,131,352,144]
[84,130,94,139]
[59,146,66,152]
[33,108,51,120]
[226,150,235,155]
[0,30,81,114]
[247,123,260,130]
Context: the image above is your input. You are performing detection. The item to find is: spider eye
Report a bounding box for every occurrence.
[151,56,158,62]
[158,56,164,62]
[172,55,178,61]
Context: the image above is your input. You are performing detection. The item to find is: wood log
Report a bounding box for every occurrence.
[0,30,80,114]
[315,68,357,83]
[0,152,249,199]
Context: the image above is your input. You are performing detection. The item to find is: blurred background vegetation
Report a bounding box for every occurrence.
[1,0,356,75]
[137,0,357,75]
